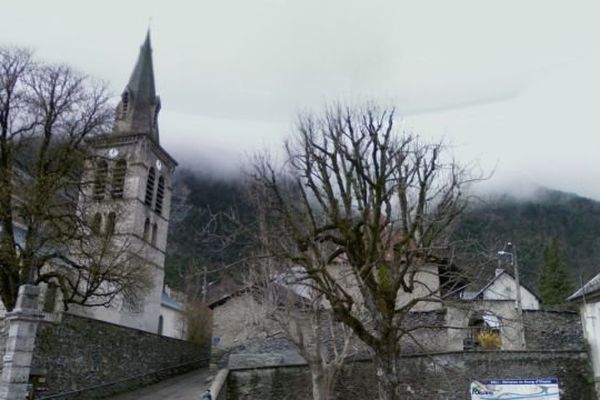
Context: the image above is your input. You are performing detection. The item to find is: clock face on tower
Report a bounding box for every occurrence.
[108,148,119,159]
[156,159,162,171]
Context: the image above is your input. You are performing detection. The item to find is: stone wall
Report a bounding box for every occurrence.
[225,351,595,400]
[524,310,585,351]
[31,313,210,399]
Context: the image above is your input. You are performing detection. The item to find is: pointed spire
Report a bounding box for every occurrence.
[114,30,161,143]
[128,30,156,103]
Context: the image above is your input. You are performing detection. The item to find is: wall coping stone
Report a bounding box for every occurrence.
[226,350,589,372]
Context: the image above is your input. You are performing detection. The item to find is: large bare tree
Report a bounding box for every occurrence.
[0,47,150,312]
[247,257,357,400]
[249,105,477,400]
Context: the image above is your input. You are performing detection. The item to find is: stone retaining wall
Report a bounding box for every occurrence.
[31,313,210,399]
[524,310,584,350]
[226,351,595,400]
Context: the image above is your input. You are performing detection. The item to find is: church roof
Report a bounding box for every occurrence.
[126,31,156,113]
[113,31,161,143]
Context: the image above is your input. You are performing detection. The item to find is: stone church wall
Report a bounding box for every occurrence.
[30,313,209,399]
[225,351,595,400]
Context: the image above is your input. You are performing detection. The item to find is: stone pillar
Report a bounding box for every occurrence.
[0,285,44,400]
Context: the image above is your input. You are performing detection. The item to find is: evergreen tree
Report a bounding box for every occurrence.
[538,239,574,305]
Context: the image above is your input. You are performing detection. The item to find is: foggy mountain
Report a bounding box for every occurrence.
[165,171,597,296]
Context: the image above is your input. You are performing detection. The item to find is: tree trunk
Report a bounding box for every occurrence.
[374,351,400,400]
[310,363,338,400]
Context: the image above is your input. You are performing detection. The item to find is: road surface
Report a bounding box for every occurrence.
[106,368,213,400]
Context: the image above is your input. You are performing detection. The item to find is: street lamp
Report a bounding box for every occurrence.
[497,242,526,350]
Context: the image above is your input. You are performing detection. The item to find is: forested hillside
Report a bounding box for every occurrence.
[165,170,600,297]
[164,170,255,297]
[456,188,600,289]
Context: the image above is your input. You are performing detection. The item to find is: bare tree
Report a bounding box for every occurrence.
[249,258,357,400]
[248,104,478,400]
[0,47,150,312]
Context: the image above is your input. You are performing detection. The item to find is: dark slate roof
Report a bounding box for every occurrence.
[127,31,156,112]
[568,271,600,302]
[115,30,161,143]
[161,292,183,312]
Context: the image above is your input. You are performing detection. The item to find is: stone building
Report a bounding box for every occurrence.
[210,262,560,359]
[67,32,181,336]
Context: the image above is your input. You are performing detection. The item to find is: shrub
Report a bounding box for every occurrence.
[477,330,501,350]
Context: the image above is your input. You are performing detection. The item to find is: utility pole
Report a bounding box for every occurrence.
[498,242,526,350]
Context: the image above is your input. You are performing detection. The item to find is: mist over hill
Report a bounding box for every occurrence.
[165,170,597,296]
[456,187,600,289]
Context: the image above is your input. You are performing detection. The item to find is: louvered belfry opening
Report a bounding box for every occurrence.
[111,159,127,198]
[155,175,164,215]
[144,167,155,206]
[93,160,109,200]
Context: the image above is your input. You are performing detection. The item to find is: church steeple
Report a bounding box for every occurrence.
[114,31,161,143]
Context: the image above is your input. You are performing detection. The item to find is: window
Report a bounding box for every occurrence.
[144,167,155,206]
[143,218,150,241]
[111,159,127,198]
[93,160,108,200]
[91,213,102,234]
[106,212,116,236]
[122,296,144,314]
[43,283,58,313]
[155,176,165,214]
[151,223,158,246]
[158,315,164,335]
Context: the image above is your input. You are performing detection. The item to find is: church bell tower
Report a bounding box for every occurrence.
[82,32,177,333]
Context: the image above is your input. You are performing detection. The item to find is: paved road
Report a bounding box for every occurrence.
[107,368,213,400]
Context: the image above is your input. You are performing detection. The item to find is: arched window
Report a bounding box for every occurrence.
[91,213,102,234]
[120,91,129,119]
[143,218,150,241]
[106,212,116,236]
[111,159,127,198]
[93,160,108,200]
[158,315,164,335]
[151,223,158,246]
[155,176,165,215]
[144,167,155,206]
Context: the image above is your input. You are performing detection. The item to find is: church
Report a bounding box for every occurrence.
[69,32,183,336]
[0,32,185,339]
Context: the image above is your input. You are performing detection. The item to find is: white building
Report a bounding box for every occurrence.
[568,272,600,393]
[462,269,541,310]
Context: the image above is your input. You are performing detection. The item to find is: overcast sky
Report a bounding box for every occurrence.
[2,0,600,198]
